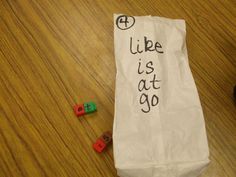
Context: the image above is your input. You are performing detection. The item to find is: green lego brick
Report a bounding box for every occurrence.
[84,102,96,113]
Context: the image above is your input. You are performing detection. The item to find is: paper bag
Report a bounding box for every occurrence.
[113,14,209,177]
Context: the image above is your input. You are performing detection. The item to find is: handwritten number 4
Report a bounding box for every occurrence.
[119,17,129,27]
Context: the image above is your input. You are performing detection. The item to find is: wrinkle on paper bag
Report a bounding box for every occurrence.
[113,14,209,177]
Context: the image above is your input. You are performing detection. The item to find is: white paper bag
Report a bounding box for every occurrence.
[113,14,209,177]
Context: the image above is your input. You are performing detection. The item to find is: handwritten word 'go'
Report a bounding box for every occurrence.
[116,15,135,30]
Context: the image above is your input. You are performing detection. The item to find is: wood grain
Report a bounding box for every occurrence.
[0,0,236,176]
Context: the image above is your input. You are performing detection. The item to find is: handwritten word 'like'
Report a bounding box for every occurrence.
[130,36,164,55]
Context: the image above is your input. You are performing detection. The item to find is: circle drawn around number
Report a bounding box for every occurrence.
[116,15,135,30]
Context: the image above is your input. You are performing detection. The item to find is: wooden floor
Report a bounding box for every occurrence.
[0,0,236,177]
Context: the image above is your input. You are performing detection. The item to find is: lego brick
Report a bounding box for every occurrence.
[84,102,96,113]
[100,131,112,145]
[93,139,106,153]
[73,104,85,117]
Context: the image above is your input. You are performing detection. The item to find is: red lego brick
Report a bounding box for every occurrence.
[93,139,106,153]
[73,104,85,117]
